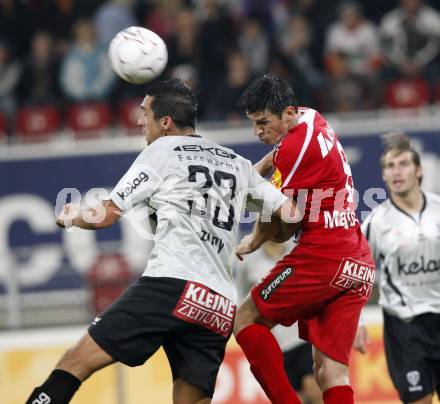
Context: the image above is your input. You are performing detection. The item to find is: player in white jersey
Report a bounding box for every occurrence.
[25,80,293,404]
[358,132,440,404]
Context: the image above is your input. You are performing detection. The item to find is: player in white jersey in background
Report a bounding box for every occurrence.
[25,79,295,404]
[358,132,440,404]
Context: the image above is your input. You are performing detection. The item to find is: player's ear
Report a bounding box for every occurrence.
[161,116,172,130]
[282,106,296,121]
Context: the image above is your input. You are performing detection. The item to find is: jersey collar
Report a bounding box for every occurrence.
[389,192,427,223]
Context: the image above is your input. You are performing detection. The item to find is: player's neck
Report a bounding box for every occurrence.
[164,128,196,137]
[391,187,424,214]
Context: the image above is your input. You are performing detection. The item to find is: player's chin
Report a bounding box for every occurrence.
[259,136,272,145]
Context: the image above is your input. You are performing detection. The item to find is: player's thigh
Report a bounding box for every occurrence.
[247,252,373,328]
[234,292,276,334]
[300,286,367,369]
[164,281,237,400]
[164,325,229,400]
[173,378,211,404]
[56,332,114,381]
[88,276,192,368]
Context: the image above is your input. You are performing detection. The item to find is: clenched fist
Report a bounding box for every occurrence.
[56,203,80,229]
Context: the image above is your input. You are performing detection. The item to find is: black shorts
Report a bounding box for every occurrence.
[283,343,314,391]
[383,310,440,402]
[88,276,235,397]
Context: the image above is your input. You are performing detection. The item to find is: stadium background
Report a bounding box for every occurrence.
[1,0,440,403]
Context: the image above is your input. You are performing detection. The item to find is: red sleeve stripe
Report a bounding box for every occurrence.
[282,109,316,187]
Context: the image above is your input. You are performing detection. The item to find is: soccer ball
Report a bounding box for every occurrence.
[108,26,168,84]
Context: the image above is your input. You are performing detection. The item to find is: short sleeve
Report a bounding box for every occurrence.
[110,143,168,212]
[247,166,288,214]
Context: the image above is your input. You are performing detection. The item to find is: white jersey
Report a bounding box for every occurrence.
[361,192,440,319]
[110,135,287,303]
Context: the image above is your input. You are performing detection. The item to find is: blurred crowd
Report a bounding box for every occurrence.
[1,0,440,139]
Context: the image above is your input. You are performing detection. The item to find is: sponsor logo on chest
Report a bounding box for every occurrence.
[173,282,235,337]
[397,256,440,275]
[174,144,237,159]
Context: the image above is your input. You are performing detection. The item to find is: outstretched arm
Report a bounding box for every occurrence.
[56,200,122,230]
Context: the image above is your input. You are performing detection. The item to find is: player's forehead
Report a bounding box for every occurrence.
[246,110,279,122]
[383,150,414,165]
[140,95,153,111]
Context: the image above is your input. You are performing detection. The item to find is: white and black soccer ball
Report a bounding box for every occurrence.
[108,26,168,84]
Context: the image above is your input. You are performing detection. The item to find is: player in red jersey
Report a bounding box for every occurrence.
[233,74,375,404]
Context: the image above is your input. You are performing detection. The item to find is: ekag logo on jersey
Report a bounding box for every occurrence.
[173,282,236,337]
[117,171,149,200]
[330,258,375,298]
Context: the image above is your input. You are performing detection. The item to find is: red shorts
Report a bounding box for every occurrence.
[251,248,375,365]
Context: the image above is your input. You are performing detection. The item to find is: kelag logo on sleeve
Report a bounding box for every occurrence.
[117,171,149,200]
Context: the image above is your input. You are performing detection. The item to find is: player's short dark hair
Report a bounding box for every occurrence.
[147,79,198,129]
[237,73,298,117]
[381,131,422,183]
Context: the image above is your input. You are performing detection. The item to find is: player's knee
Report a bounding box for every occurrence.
[55,334,112,381]
[172,378,211,404]
[313,361,349,391]
[312,362,321,383]
[234,304,265,336]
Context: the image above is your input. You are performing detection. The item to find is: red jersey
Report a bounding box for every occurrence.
[271,107,370,258]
